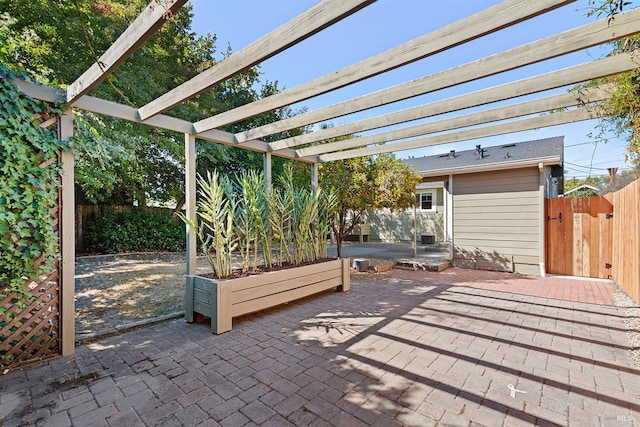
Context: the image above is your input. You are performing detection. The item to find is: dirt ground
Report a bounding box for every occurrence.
[74,252,212,338]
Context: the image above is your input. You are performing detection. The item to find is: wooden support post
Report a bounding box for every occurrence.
[185,134,196,275]
[58,110,74,356]
[264,152,272,190]
[311,162,319,193]
[412,205,417,258]
[447,175,454,261]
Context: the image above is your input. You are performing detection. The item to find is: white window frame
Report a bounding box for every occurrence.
[416,191,436,213]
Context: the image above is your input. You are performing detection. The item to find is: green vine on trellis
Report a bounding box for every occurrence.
[0,65,69,314]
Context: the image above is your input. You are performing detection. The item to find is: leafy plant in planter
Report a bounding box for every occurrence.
[181,167,338,278]
[182,167,348,334]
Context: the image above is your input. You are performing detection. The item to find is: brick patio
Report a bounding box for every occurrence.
[1,268,639,426]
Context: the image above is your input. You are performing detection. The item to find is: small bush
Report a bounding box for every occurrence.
[85,209,185,254]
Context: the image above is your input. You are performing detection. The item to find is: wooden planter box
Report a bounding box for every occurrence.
[185,258,350,334]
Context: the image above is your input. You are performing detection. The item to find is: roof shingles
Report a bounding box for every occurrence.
[403,136,564,174]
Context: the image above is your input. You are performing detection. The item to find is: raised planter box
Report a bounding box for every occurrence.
[185,258,350,334]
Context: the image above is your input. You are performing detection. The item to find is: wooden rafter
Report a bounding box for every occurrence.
[193,0,576,135]
[316,108,604,163]
[137,0,376,121]
[265,6,640,150]
[71,95,310,162]
[279,53,638,157]
[66,0,188,104]
[296,86,611,157]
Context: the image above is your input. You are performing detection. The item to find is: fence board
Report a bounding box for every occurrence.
[612,179,640,304]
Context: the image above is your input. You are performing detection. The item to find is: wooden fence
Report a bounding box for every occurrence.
[545,196,613,279]
[611,179,640,305]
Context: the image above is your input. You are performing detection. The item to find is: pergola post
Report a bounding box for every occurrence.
[311,162,319,193]
[58,110,74,356]
[185,134,197,275]
[447,174,454,261]
[264,152,272,189]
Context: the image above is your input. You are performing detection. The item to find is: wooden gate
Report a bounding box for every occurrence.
[545,196,613,278]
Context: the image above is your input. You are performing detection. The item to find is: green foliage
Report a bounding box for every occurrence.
[586,0,631,19]
[181,170,238,278]
[579,1,639,165]
[0,66,67,307]
[84,209,185,254]
[0,1,308,206]
[182,168,337,279]
[319,153,422,257]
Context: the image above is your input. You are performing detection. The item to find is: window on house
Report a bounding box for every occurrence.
[416,192,435,212]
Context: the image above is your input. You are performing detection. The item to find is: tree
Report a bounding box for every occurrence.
[577,1,640,166]
[0,1,306,205]
[319,153,422,258]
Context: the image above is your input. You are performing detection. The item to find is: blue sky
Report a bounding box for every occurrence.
[189,0,639,179]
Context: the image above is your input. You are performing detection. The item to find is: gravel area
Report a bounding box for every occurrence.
[613,287,640,367]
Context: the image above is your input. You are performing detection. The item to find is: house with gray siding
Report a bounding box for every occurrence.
[363,136,564,276]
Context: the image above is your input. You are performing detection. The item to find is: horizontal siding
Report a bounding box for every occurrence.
[455,168,539,194]
[455,211,538,221]
[454,225,538,235]
[363,209,444,242]
[453,168,541,274]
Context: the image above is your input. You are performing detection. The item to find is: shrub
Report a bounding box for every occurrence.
[85,209,185,254]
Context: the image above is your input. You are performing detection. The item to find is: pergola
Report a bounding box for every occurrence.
[11,0,640,355]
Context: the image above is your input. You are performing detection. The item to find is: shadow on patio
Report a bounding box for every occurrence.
[3,268,640,426]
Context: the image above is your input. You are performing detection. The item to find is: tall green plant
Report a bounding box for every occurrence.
[267,185,294,266]
[236,170,271,271]
[181,171,237,278]
[291,188,319,264]
[317,190,338,259]
[182,168,338,279]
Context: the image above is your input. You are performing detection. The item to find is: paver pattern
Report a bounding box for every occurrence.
[1,268,639,426]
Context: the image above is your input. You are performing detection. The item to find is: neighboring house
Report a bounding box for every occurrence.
[563,184,600,197]
[364,136,564,275]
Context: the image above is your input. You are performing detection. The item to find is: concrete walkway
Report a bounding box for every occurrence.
[2,268,639,426]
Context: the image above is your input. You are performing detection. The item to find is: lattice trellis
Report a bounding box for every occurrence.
[0,113,62,369]
[0,268,60,368]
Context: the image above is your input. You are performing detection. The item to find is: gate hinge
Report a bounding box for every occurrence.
[606,213,614,219]
[605,263,612,269]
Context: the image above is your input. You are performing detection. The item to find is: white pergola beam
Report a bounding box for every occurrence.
[297,86,610,157]
[317,108,604,162]
[283,52,638,155]
[193,0,575,134]
[70,94,311,162]
[11,79,65,104]
[66,0,188,103]
[137,0,376,121]
[265,6,640,150]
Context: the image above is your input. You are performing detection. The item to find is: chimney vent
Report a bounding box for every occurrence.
[449,150,455,159]
[475,144,481,154]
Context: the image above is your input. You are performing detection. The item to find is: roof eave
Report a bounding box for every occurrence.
[417,155,562,177]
